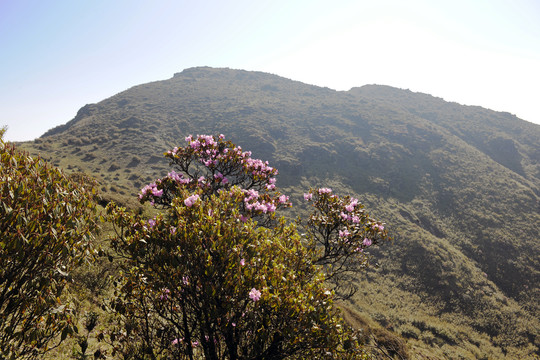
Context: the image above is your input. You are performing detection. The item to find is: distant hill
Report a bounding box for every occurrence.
[21,67,540,358]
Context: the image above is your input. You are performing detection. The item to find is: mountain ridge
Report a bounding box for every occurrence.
[20,67,539,358]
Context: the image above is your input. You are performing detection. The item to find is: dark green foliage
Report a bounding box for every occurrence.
[107,201,360,359]
[0,129,99,359]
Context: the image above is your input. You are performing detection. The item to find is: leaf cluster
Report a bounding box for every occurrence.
[0,133,99,359]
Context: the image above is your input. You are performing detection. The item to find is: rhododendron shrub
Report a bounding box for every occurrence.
[107,191,362,359]
[0,129,98,360]
[303,188,389,298]
[107,134,387,359]
[137,134,289,224]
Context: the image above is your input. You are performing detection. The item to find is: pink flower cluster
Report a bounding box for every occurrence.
[339,198,360,223]
[243,157,276,178]
[176,135,279,189]
[214,172,229,184]
[171,338,198,348]
[184,194,200,207]
[140,135,293,228]
[139,171,198,205]
[241,189,290,214]
[249,288,261,302]
[305,188,387,254]
[186,134,217,149]
[340,211,360,224]
[278,194,289,204]
[177,134,223,167]
[197,176,207,187]
[344,198,359,212]
[139,182,163,200]
[266,177,276,191]
[243,189,276,213]
[168,170,191,185]
[160,288,170,301]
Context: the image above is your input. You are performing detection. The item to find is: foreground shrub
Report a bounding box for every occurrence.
[106,134,389,359]
[0,129,99,359]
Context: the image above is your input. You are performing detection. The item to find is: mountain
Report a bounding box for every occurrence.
[20,67,539,358]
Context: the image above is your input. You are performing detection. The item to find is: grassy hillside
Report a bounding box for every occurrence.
[19,67,539,358]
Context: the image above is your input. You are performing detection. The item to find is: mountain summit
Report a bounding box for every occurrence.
[22,67,540,358]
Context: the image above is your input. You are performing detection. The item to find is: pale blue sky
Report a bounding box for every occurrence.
[1,0,539,141]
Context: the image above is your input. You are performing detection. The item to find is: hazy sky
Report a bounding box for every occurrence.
[1,0,539,141]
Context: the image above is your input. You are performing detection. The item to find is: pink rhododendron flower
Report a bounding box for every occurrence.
[339,229,350,238]
[318,188,332,194]
[372,224,384,231]
[139,183,155,197]
[363,238,372,246]
[160,288,170,300]
[184,194,200,207]
[249,288,261,302]
[168,170,182,182]
[148,219,156,228]
[240,258,245,266]
[265,202,276,213]
[243,189,259,201]
[304,193,313,200]
[254,202,267,213]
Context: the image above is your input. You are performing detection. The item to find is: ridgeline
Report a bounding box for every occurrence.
[21,67,539,358]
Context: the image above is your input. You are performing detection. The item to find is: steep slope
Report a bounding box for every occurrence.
[20,67,539,358]
[351,85,540,183]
